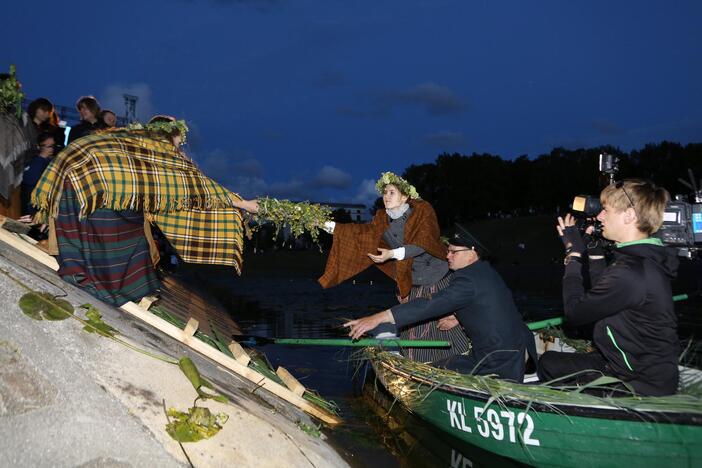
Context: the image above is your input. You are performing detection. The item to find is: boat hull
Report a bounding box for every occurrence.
[369,351,702,467]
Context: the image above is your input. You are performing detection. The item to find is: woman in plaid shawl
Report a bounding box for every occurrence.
[319,172,470,362]
[42,116,258,307]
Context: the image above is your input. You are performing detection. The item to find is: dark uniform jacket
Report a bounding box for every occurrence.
[67,120,106,144]
[391,260,532,382]
[563,240,679,396]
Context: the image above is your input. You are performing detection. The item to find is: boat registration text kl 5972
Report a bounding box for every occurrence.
[446,399,540,446]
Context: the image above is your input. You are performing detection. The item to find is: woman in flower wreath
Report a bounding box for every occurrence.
[319,172,470,362]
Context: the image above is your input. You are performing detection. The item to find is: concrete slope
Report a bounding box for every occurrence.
[0,244,348,468]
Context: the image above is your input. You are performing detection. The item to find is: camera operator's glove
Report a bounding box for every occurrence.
[560,226,586,255]
[583,233,605,259]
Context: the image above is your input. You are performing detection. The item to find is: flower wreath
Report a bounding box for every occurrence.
[375,172,420,199]
[126,119,189,145]
[0,65,25,119]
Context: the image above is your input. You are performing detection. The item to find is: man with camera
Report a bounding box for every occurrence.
[539,179,680,396]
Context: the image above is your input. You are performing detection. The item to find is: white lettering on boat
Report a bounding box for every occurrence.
[517,412,540,446]
[447,400,472,433]
[450,449,474,468]
[446,399,540,446]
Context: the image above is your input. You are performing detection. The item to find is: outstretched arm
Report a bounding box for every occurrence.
[231,198,259,213]
[343,274,475,339]
[344,310,395,340]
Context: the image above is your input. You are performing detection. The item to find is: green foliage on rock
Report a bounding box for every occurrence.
[298,422,321,438]
[166,406,229,442]
[19,292,73,321]
[179,356,228,403]
[80,304,117,337]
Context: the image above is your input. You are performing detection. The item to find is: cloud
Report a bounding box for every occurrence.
[194,152,355,200]
[353,178,380,207]
[590,120,624,136]
[199,149,264,177]
[423,130,466,149]
[338,82,467,118]
[266,179,308,199]
[388,83,467,115]
[100,83,155,122]
[311,165,352,189]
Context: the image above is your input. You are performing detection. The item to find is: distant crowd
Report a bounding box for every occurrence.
[20,96,119,216]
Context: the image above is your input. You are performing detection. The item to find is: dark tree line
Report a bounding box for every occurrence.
[397,141,702,229]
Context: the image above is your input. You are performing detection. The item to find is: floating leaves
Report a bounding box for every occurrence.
[19,292,73,321]
[80,304,117,337]
[179,357,228,403]
[166,406,229,442]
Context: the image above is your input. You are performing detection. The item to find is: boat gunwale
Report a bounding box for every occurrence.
[371,354,702,426]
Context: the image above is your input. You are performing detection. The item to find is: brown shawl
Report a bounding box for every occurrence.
[318,199,446,297]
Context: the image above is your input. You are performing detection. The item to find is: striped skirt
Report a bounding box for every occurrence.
[55,181,161,306]
[399,273,471,363]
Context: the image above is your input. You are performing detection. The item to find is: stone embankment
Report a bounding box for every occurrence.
[0,243,348,468]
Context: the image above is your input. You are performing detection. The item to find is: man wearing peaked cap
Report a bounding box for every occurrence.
[345,227,535,382]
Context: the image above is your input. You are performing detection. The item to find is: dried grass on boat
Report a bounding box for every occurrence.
[367,348,702,415]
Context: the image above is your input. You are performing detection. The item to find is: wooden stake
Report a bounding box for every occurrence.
[0,228,59,270]
[183,317,199,341]
[138,295,158,311]
[228,341,251,366]
[276,367,306,397]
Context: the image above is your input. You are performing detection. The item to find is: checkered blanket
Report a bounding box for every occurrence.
[32,131,245,273]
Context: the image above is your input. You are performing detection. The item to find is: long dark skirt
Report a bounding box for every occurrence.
[399,273,471,363]
[55,181,160,306]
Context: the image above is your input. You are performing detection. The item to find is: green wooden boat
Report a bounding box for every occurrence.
[367,349,702,467]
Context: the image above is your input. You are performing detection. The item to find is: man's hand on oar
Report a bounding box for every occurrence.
[343,310,395,340]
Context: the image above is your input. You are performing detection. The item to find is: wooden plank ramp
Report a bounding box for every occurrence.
[0,224,341,425]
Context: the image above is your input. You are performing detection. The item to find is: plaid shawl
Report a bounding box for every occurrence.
[318,199,447,297]
[56,180,160,306]
[32,131,245,273]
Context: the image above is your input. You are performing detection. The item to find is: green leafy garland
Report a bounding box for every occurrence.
[0,65,25,118]
[375,172,420,199]
[127,119,189,145]
[246,197,333,245]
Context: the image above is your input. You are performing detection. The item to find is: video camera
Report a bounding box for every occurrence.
[570,154,702,258]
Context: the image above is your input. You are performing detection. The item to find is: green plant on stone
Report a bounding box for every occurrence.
[165,406,229,443]
[298,422,322,438]
[19,292,73,321]
[165,357,230,443]
[5,266,230,444]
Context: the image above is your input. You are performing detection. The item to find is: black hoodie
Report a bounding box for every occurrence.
[563,239,679,396]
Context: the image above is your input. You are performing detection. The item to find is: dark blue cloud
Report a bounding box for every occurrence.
[424,130,466,149]
[338,82,466,118]
[590,120,625,136]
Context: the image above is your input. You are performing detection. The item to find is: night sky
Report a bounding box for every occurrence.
[3,1,701,206]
